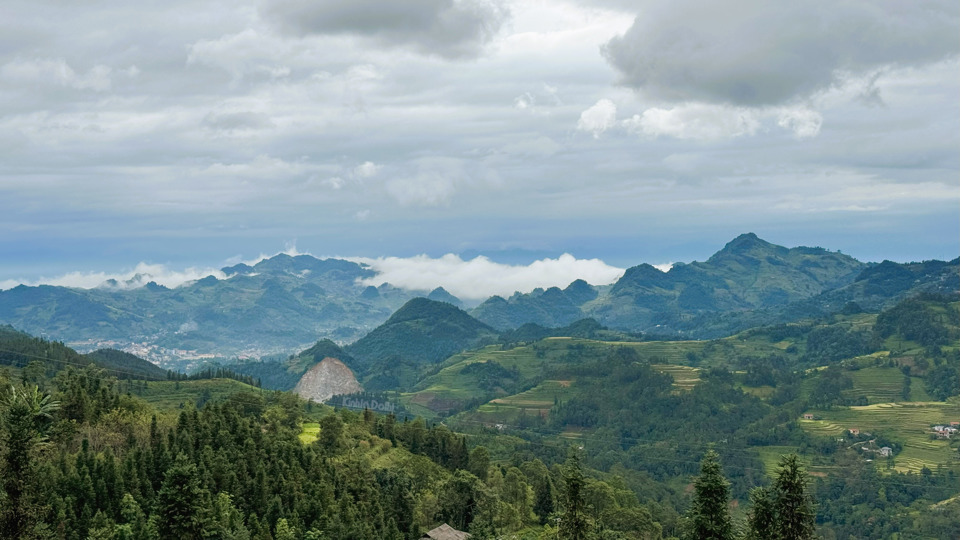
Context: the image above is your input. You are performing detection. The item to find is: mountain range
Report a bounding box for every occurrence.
[1,234,956,366]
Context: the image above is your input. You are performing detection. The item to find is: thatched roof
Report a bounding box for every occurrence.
[422,523,471,540]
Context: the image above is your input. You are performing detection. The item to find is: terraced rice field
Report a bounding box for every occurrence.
[652,364,700,391]
[754,446,830,479]
[466,379,571,424]
[135,379,260,410]
[843,367,908,403]
[800,402,960,473]
[299,422,319,444]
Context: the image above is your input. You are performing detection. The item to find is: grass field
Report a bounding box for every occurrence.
[800,402,960,473]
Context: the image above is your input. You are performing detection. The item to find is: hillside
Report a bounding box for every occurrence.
[228,338,357,391]
[292,357,364,403]
[83,348,170,379]
[0,325,169,380]
[345,298,499,389]
[389,296,960,495]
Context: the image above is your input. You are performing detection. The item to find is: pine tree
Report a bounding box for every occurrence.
[772,454,815,540]
[559,452,590,540]
[156,453,209,540]
[746,487,775,540]
[685,450,733,540]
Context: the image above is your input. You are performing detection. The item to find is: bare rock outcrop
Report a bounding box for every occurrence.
[293,357,363,403]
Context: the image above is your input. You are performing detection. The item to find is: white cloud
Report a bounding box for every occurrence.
[777,107,823,138]
[0,263,228,291]
[323,176,345,189]
[623,103,761,140]
[353,161,381,178]
[354,253,625,299]
[577,98,617,138]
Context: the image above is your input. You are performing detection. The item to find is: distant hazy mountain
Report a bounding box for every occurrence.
[2,235,955,364]
[0,254,423,364]
[586,232,866,329]
[426,287,463,307]
[471,280,596,330]
[470,233,957,337]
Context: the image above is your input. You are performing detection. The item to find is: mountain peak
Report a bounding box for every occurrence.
[709,233,782,261]
[427,286,463,307]
[385,297,481,326]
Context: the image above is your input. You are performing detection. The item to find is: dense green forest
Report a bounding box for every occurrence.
[2,293,959,539]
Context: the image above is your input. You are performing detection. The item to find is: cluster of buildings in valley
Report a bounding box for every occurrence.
[69,337,294,371]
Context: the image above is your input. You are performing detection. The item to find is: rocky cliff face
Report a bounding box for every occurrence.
[293,357,363,403]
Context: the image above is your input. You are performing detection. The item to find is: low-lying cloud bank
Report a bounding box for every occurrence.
[354,253,626,300]
[0,251,632,301]
[0,263,229,292]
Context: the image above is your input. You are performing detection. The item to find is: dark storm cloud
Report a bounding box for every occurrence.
[603,0,960,105]
[261,0,509,59]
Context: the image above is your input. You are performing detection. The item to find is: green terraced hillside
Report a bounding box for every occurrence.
[132,378,263,410]
[800,402,960,473]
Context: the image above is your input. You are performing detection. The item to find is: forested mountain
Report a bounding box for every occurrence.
[472,234,958,340]
[345,298,499,391]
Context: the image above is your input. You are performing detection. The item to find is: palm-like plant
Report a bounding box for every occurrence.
[1,384,61,538]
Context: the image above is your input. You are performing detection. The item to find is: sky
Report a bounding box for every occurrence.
[1,0,958,295]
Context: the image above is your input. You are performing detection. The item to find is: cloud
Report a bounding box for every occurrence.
[1,58,113,92]
[623,103,761,140]
[355,253,625,299]
[386,171,457,206]
[261,0,509,59]
[577,98,617,138]
[0,263,228,291]
[0,244,321,291]
[353,161,381,178]
[384,157,497,206]
[603,0,960,106]
[201,110,275,135]
[777,107,823,138]
[619,103,823,140]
